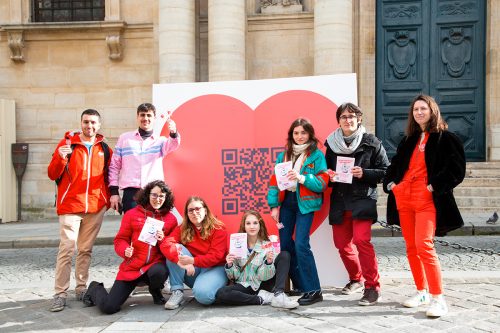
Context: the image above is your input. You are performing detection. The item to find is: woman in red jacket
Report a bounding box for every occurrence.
[161,196,228,309]
[82,180,178,314]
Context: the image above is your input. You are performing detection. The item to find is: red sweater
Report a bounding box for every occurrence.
[161,225,227,268]
[114,205,178,281]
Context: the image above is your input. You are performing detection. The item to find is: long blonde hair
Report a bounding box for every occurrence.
[180,196,224,244]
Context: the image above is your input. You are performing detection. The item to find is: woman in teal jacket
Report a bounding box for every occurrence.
[267,118,329,306]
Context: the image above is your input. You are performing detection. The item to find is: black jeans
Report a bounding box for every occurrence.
[122,187,139,213]
[89,263,167,314]
[215,251,291,306]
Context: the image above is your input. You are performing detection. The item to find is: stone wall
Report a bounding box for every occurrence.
[0,0,498,220]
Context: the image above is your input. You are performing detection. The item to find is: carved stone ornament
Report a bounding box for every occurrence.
[106,34,122,61]
[441,28,471,78]
[7,31,25,63]
[387,30,416,79]
[260,0,302,14]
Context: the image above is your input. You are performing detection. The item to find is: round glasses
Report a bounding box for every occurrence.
[150,193,166,200]
[187,207,204,214]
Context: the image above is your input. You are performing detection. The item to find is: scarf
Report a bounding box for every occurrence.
[326,125,366,155]
[287,143,309,192]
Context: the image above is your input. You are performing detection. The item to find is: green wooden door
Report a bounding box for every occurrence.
[376,0,485,161]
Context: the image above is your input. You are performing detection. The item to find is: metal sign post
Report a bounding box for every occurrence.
[11,143,28,221]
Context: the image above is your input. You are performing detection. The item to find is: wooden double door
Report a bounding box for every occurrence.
[376,0,486,160]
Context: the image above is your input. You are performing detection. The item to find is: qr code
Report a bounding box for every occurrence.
[222,147,284,215]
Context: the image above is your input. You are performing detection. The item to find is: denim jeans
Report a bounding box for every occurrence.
[278,191,321,293]
[166,245,228,305]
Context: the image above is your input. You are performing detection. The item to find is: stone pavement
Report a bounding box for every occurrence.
[0,236,498,332]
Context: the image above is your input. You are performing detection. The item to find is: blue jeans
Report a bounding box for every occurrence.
[166,245,228,305]
[279,191,321,293]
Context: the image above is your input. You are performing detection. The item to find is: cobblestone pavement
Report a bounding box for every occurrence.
[0,236,498,332]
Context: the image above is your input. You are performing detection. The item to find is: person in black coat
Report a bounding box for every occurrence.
[383,94,466,318]
[325,103,389,306]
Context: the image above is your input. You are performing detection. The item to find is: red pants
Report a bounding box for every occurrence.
[394,179,443,295]
[332,211,380,290]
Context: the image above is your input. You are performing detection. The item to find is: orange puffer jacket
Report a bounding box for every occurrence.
[48,131,112,215]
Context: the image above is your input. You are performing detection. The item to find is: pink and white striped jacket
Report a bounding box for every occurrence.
[108,130,180,189]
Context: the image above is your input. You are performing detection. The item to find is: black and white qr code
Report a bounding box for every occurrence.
[221,147,284,215]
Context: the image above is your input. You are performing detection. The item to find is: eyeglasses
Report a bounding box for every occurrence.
[339,115,357,121]
[149,193,166,200]
[187,207,204,214]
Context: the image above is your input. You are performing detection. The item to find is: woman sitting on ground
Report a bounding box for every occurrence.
[82,180,177,314]
[215,210,299,309]
[161,196,228,309]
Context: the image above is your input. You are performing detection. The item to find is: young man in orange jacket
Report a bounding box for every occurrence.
[47,109,112,312]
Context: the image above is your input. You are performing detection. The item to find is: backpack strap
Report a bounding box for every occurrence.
[239,251,257,272]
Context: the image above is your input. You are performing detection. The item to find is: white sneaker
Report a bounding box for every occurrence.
[257,290,274,305]
[402,290,430,308]
[164,289,184,310]
[426,295,448,317]
[271,292,299,309]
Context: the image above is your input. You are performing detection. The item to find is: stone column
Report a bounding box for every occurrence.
[314,0,353,74]
[208,0,246,81]
[487,2,500,160]
[159,0,196,83]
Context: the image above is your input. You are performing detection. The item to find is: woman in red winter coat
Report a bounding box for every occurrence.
[82,180,178,314]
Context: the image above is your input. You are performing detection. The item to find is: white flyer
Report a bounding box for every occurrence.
[275,161,294,190]
[138,217,164,246]
[229,233,248,259]
[334,157,355,184]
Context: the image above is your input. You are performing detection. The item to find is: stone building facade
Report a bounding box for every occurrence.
[0,0,498,220]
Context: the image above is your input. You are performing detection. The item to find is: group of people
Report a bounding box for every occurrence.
[47,94,466,319]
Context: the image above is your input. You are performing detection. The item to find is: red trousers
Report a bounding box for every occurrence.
[394,179,443,295]
[332,211,380,290]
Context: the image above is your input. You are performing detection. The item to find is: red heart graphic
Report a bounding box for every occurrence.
[162,90,337,236]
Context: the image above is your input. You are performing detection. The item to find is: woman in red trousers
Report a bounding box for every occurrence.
[383,94,466,317]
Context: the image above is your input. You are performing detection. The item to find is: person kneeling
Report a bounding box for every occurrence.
[82,180,177,314]
[215,210,298,309]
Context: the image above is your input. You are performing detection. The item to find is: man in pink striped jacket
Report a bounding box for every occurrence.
[108,103,180,213]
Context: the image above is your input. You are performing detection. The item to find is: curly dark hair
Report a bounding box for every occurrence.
[134,180,174,214]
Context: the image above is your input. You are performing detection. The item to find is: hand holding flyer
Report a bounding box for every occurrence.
[229,233,248,259]
[275,161,294,190]
[138,217,164,246]
[334,156,355,184]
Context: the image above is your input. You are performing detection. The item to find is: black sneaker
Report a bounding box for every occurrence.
[286,289,303,297]
[298,290,323,306]
[149,287,166,305]
[341,280,363,295]
[358,288,380,306]
[82,281,102,307]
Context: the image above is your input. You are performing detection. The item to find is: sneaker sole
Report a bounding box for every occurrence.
[164,300,184,310]
[358,297,381,306]
[50,306,64,312]
[271,301,299,309]
[341,287,364,295]
[402,301,430,308]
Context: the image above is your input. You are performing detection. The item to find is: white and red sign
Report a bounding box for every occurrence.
[153,74,357,287]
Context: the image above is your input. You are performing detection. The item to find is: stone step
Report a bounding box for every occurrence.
[376,206,498,217]
[376,194,500,207]
[460,178,500,187]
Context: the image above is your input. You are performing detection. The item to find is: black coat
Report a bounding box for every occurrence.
[325,133,390,225]
[383,131,466,236]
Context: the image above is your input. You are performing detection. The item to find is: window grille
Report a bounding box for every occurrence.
[33,0,105,22]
